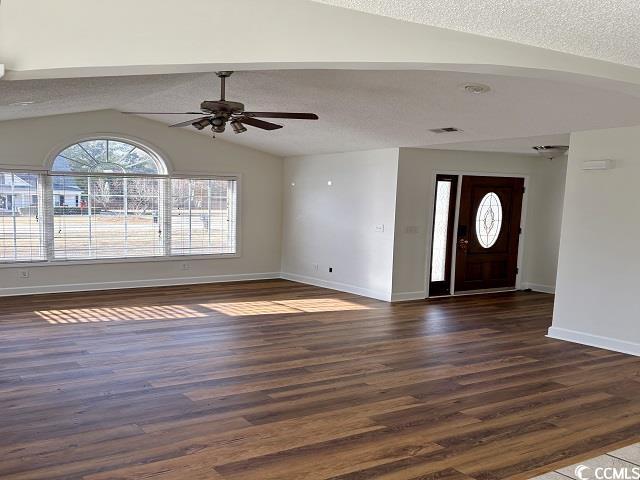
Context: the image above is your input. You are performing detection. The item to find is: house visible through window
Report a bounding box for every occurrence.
[0,172,45,262]
[1,138,238,264]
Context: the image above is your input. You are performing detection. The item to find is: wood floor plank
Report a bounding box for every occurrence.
[0,280,638,479]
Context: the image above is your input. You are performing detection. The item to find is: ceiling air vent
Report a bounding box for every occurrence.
[532,145,569,160]
[429,127,463,134]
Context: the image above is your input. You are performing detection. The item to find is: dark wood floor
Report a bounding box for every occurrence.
[1,280,639,480]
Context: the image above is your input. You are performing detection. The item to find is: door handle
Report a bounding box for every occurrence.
[458,238,469,251]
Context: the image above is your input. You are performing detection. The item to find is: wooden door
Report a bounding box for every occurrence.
[454,176,524,292]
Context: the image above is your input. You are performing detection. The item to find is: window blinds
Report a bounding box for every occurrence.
[0,172,45,263]
[52,175,166,260]
[0,173,237,263]
[170,178,237,256]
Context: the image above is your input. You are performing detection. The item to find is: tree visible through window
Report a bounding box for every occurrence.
[52,139,163,175]
[0,138,238,264]
[51,139,166,260]
[52,174,166,259]
[171,178,237,256]
[43,138,238,262]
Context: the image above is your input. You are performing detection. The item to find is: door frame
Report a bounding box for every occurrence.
[424,171,529,298]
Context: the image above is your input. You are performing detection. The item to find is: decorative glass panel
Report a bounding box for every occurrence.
[430,180,452,282]
[475,192,502,248]
[52,139,162,175]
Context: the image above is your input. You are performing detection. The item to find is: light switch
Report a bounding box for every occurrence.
[375,224,385,233]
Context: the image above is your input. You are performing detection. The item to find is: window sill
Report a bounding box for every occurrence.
[0,253,240,268]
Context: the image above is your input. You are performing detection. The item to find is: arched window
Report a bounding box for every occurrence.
[47,138,237,261]
[0,136,238,264]
[49,139,167,260]
[52,139,166,175]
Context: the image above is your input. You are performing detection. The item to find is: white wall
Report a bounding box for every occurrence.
[550,126,640,356]
[2,114,567,303]
[281,149,399,301]
[391,148,567,300]
[280,147,566,302]
[523,154,567,292]
[0,110,283,295]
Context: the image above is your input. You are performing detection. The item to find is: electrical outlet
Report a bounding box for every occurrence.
[18,270,30,279]
[181,263,190,271]
[313,264,319,272]
[375,224,385,233]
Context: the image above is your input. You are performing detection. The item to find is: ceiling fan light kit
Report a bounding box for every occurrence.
[231,120,248,134]
[123,71,318,138]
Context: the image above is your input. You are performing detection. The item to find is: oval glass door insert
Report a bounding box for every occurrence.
[475,192,502,248]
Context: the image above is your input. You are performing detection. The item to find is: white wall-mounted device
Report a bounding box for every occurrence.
[582,159,615,170]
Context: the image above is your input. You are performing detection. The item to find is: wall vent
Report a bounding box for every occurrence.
[429,127,463,134]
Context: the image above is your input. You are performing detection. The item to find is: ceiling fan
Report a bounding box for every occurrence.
[123,71,318,137]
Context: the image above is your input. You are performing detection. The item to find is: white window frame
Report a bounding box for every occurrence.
[47,172,171,262]
[0,136,241,268]
[0,170,47,264]
[167,174,240,259]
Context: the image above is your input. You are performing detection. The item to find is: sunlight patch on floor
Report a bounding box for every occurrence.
[34,305,207,324]
[34,298,370,324]
[200,298,370,316]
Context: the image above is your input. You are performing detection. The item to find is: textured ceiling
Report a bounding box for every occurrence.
[0,74,200,120]
[2,69,640,156]
[311,0,640,68]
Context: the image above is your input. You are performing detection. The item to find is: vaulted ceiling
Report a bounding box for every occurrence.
[311,0,640,67]
[2,0,640,157]
[2,69,638,156]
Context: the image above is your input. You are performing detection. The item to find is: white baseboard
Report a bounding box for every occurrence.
[390,291,426,302]
[523,282,556,294]
[547,326,640,357]
[280,272,392,302]
[0,272,281,297]
[0,271,558,307]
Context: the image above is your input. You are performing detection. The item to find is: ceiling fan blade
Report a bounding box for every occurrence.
[242,112,318,120]
[169,117,210,128]
[238,117,283,130]
[122,111,204,115]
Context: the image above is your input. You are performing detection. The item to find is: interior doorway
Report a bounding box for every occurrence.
[428,174,526,297]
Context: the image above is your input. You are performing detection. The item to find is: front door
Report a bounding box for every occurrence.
[454,176,524,292]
